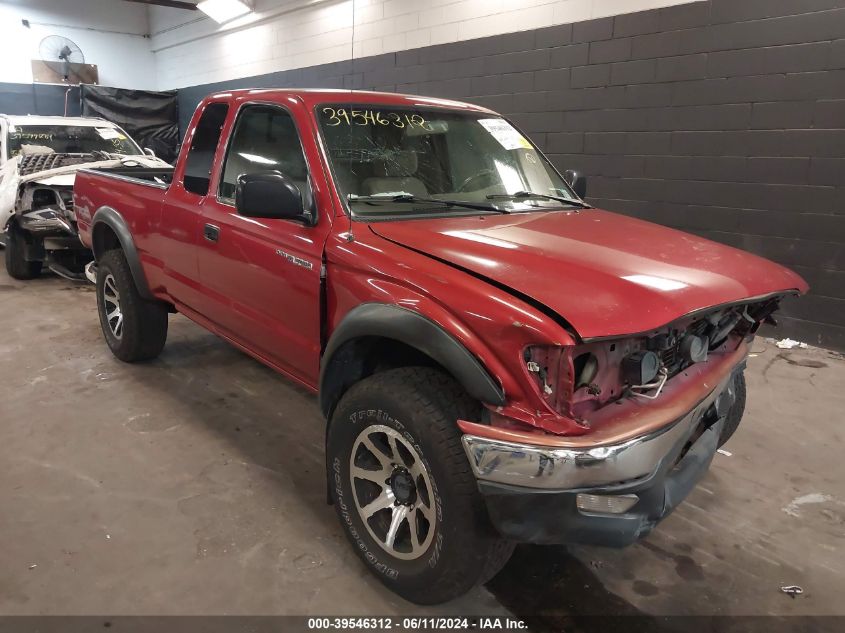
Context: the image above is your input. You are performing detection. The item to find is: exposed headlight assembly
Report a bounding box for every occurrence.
[523,346,570,414]
[621,350,660,385]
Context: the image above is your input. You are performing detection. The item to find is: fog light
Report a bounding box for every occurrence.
[576,493,638,514]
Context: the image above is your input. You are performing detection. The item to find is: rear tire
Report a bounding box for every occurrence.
[718,371,746,447]
[327,367,513,604]
[96,249,168,362]
[4,224,42,280]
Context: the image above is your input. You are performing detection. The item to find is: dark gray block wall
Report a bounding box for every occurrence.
[0,83,81,117]
[183,0,842,350]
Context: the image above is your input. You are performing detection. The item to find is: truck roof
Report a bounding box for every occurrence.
[1,115,114,127]
[203,88,496,114]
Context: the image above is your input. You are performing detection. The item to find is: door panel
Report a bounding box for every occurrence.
[196,101,329,386]
[155,101,230,310]
[197,209,323,384]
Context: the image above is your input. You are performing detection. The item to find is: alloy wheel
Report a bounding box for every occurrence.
[102,274,124,339]
[349,424,436,560]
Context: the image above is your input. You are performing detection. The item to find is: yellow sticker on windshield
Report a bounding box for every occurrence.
[96,127,120,140]
[478,118,532,150]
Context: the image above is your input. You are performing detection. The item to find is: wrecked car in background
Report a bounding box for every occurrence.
[0,114,170,280]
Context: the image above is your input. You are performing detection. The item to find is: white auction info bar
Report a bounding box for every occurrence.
[307,617,528,631]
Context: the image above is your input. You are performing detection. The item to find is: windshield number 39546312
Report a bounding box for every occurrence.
[322,107,429,130]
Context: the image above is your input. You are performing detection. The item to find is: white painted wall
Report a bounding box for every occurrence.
[0,0,156,89]
[0,0,701,92]
[152,0,702,90]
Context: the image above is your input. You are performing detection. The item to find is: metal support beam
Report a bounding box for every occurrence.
[122,0,198,10]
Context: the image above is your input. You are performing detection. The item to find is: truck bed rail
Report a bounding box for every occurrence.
[82,166,175,188]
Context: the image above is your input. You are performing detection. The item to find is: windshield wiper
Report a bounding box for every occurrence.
[348,193,508,213]
[486,191,591,208]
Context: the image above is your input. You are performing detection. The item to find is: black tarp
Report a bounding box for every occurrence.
[81,85,179,163]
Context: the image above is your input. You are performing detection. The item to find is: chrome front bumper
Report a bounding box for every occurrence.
[462,369,737,492]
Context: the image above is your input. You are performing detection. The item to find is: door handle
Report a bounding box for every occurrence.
[203,223,220,242]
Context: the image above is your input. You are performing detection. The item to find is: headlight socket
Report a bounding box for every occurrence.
[621,350,660,385]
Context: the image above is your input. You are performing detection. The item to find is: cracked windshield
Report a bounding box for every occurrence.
[317,104,583,218]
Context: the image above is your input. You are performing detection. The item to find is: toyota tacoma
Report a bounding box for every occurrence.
[73,89,807,604]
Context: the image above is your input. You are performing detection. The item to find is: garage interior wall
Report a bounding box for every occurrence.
[150,0,698,90]
[0,0,156,90]
[0,0,156,116]
[0,0,842,349]
[173,0,845,350]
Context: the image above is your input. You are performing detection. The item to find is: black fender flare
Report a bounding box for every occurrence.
[318,303,505,418]
[91,206,154,300]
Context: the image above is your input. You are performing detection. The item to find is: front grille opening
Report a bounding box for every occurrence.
[18,153,93,175]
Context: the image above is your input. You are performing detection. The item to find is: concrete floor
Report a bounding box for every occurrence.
[1,268,844,624]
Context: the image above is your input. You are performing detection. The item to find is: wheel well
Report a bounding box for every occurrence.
[320,336,475,419]
[92,223,121,260]
[90,219,173,310]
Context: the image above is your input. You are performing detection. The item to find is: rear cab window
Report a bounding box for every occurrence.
[183,102,229,196]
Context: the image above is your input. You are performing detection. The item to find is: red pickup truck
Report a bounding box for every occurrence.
[75,89,807,604]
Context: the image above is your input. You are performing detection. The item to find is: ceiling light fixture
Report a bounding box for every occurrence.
[197,0,254,24]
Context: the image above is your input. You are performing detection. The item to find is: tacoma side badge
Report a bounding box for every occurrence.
[276,249,313,270]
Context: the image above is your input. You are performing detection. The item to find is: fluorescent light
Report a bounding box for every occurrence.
[197,0,253,24]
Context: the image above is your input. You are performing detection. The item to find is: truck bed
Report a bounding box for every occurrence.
[74,167,172,256]
[84,166,175,187]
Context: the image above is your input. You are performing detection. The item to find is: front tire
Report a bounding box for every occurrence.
[327,367,513,604]
[4,224,42,280]
[96,249,168,362]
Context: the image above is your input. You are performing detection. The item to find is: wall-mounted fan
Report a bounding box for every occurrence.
[32,35,98,85]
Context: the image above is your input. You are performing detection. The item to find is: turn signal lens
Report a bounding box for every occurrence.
[576,493,638,514]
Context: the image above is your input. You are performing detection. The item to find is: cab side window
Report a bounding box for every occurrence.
[183,103,229,196]
[219,105,309,201]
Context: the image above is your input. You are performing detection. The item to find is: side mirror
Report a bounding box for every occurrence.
[235,171,310,222]
[143,147,156,158]
[564,169,587,199]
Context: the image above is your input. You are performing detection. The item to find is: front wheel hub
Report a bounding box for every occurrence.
[389,468,417,506]
[349,425,436,560]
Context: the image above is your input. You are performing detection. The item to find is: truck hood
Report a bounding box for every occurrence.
[369,209,808,339]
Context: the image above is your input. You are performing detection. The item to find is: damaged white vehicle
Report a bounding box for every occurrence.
[0,114,170,280]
